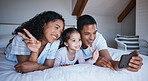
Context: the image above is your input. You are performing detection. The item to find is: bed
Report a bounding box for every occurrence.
[0,25,148,81]
[0,46,148,81]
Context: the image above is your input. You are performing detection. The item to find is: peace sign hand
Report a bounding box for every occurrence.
[18,29,41,53]
[88,45,99,62]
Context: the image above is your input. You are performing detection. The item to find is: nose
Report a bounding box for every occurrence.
[89,34,94,40]
[55,30,61,39]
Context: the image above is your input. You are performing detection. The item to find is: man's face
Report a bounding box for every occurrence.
[80,24,97,49]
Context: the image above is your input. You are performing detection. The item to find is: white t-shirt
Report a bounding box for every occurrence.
[81,32,108,59]
[54,46,95,67]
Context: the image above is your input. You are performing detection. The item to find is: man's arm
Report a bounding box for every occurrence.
[94,49,143,72]
[94,49,113,69]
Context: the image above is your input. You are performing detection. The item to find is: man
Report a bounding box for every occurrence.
[77,15,143,72]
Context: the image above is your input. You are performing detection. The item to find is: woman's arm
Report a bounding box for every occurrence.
[15,59,55,73]
[16,55,30,64]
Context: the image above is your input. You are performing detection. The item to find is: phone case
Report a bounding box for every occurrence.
[118,53,138,68]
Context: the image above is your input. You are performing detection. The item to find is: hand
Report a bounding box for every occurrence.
[110,60,122,71]
[88,45,99,62]
[60,64,70,66]
[95,57,114,69]
[18,29,41,53]
[126,56,143,72]
[15,61,40,73]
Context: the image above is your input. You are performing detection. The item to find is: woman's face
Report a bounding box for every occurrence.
[43,19,64,43]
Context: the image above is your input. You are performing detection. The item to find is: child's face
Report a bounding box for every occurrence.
[43,19,64,43]
[65,32,82,51]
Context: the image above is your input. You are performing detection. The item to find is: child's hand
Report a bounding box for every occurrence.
[18,29,41,53]
[88,45,99,62]
[60,64,70,66]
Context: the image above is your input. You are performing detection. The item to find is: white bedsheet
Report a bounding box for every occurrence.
[0,48,148,81]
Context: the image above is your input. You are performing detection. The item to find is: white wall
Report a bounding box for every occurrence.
[81,1,136,48]
[0,0,77,47]
[136,0,148,41]
[94,15,121,48]
[121,7,135,35]
[0,0,76,25]
[81,12,135,48]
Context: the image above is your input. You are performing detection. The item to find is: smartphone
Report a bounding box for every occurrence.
[118,53,138,68]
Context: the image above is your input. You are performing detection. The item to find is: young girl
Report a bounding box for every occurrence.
[54,28,99,67]
[5,11,65,73]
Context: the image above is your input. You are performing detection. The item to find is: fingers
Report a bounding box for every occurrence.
[131,56,143,62]
[129,59,143,67]
[88,45,93,52]
[24,39,40,45]
[95,57,113,69]
[104,59,114,69]
[130,56,143,68]
[126,56,143,72]
[88,43,95,52]
[18,32,29,40]
[23,29,37,40]
[126,67,139,72]
[18,28,37,41]
[127,56,143,71]
[15,64,22,73]
[60,64,70,66]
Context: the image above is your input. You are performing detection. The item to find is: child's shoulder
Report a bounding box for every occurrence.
[58,46,67,52]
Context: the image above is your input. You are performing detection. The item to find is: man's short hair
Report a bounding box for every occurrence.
[77,15,97,32]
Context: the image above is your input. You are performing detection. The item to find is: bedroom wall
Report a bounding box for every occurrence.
[81,11,135,48]
[121,7,135,35]
[0,0,136,48]
[136,0,148,41]
[93,15,121,48]
[0,0,76,47]
[0,0,76,25]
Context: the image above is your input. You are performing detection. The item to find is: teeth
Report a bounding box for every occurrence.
[88,41,93,43]
[52,35,56,39]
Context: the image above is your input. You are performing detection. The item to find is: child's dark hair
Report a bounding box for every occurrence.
[59,27,80,48]
[12,11,65,40]
[77,15,96,32]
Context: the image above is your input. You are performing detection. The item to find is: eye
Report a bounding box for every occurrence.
[93,31,97,35]
[55,26,59,29]
[72,40,75,42]
[79,39,81,41]
[84,33,89,35]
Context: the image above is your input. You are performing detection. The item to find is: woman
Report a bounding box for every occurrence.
[5,11,65,73]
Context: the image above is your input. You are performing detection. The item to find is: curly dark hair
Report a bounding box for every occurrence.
[12,11,65,40]
[77,15,96,32]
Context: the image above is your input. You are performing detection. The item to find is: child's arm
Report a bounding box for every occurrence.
[77,50,96,64]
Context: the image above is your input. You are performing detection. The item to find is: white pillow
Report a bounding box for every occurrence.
[0,34,14,47]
